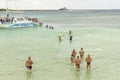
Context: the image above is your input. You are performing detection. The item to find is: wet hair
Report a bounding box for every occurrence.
[28,56,31,59]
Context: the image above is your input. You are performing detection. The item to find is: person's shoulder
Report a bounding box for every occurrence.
[29,60,31,61]
[26,60,29,62]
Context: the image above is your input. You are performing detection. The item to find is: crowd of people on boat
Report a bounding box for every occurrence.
[0,15,43,27]
[0,17,14,24]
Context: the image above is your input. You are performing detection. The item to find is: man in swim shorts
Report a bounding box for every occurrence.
[25,56,33,70]
[85,54,92,69]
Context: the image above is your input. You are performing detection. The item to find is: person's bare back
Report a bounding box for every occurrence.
[79,48,85,58]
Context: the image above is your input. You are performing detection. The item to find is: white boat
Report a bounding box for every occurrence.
[0,0,42,29]
[0,16,42,28]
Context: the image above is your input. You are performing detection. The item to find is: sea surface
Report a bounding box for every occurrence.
[0,10,120,80]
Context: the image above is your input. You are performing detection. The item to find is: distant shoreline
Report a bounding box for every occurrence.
[0,9,120,11]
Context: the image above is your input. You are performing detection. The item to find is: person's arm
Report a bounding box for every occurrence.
[75,59,76,63]
[85,58,87,62]
[75,52,77,55]
[25,61,27,66]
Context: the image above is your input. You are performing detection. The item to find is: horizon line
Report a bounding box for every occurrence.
[0,8,120,11]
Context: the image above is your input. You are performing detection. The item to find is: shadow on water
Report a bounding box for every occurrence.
[25,71,33,80]
[74,70,81,80]
[69,40,72,44]
[75,70,81,80]
[69,64,81,80]
[84,70,92,80]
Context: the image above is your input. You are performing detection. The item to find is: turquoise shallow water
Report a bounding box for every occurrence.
[0,27,120,80]
[0,10,120,80]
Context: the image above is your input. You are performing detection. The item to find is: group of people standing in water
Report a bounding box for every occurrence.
[57,30,92,70]
[70,48,92,70]
[45,25,54,29]
[25,30,92,71]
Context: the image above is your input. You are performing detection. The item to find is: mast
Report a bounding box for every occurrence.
[6,0,8,17]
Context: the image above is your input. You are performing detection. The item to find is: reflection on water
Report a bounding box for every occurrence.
[69,40,72,44]
[75,70,81,80]
[25,71,33,80]
[84,70,92,80]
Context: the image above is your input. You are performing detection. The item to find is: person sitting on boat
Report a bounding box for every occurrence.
[2,18,5,24]
[13,17,17,23]
[9,17,13,23]
[0,17,2,24]
[7,14,9,17]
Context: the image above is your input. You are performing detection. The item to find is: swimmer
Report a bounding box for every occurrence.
[46,25,48,28]
[25,56,33,70]
[79,48,85,58]
[51,27,54,29]
[58,35,64,42]
[69,35,73,41]
[75,56,81,70]
[85,54,92,69]
[69,30,72,35]
[58,36,62,42]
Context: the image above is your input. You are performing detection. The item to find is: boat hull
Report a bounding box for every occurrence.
[0,22,39,29]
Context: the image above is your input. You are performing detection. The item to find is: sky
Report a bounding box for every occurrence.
[0,0,120,10]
